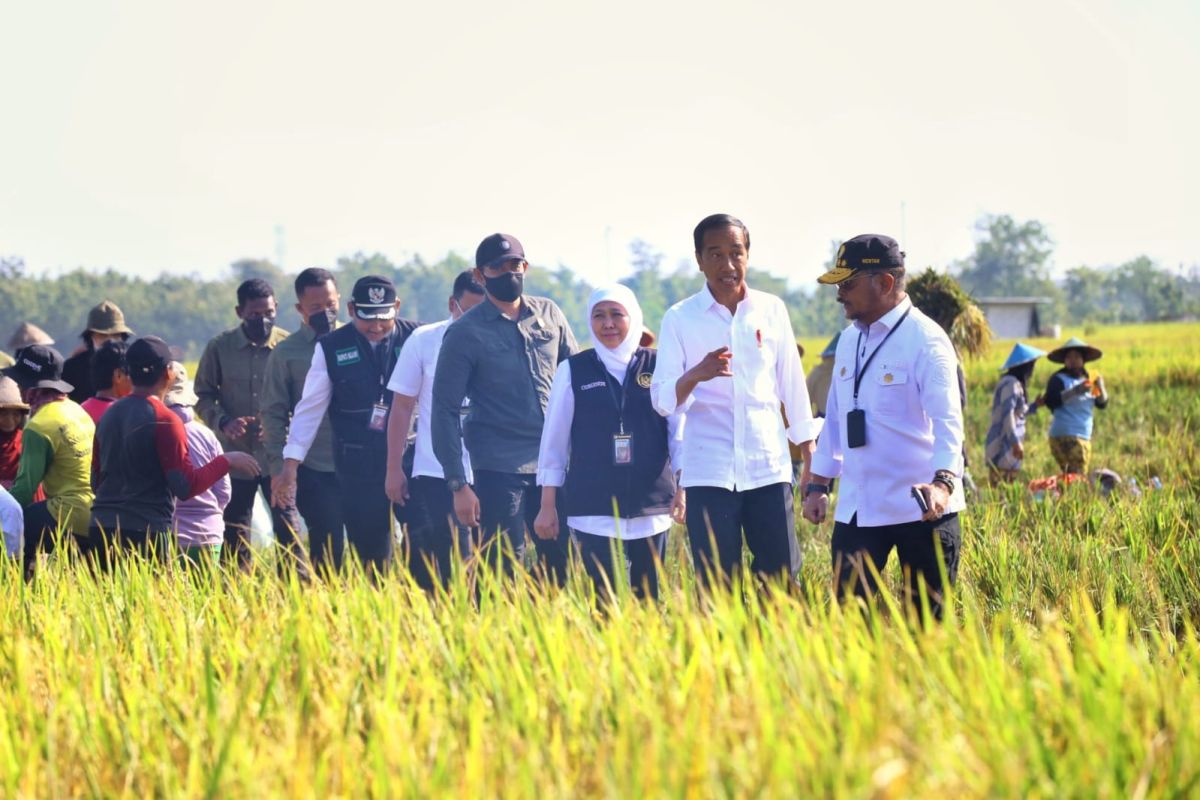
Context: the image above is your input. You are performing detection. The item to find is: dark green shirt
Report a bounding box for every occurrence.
[194,323,290,465]
[261,324,339,475]
[432,296,578,481]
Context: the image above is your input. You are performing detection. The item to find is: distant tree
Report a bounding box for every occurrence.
[955,215,1060,301]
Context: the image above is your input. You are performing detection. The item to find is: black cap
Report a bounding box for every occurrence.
[475,233,525,270]
[818,234,906,285]
[125,336,173,380]
[2,344,73,394]
[351,275,398,320]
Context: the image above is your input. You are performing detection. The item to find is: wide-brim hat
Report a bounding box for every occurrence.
[1000,342,1046,372]
[7,322,55,351]
[0,376,29,411]
[83,300,134,337]
[1047,336,1102,364]
[164,361,199,407]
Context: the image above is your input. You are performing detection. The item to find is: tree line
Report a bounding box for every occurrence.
[2,214,1197,359]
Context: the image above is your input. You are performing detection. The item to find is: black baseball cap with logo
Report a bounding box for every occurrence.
[351,275,398,320]
[475,233,525,270]
[125,336,173,381]
[2,344,74,393]
[818,234,906,285]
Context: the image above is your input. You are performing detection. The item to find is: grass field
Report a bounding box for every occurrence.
[2,322,1198,797]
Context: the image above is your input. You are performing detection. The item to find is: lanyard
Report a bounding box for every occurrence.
[853,308,910,408]
[360,327,397,403]
[593,350,632,434]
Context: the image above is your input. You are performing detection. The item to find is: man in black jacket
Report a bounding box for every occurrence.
[273,275,419,578]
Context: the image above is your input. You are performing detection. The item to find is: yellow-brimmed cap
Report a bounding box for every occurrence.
[817,234,905,286]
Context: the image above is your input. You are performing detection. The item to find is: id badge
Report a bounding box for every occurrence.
[613,433,633,466]
[368,403,388,432]
[846,408,867,449]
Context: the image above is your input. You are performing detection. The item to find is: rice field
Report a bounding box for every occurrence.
[1,322,1197,797]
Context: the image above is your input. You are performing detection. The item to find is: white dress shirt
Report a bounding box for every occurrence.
[810,296,966,526]
[652,284,822,492]
[0,485,22,557]
[387,320,473,483]
[282,347,333,464]
[537,360,683,540]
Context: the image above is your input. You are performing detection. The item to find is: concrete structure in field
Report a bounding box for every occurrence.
[977,297,1053,339]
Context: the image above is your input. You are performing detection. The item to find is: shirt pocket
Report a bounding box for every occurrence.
[872,366,909,417]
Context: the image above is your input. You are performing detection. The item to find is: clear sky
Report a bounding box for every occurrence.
[1,0,1197,288]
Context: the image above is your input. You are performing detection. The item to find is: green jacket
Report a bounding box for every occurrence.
[194,324,290,464]
[261,324,339,475]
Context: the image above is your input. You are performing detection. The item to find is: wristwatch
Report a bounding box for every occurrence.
[931,470,957,494]
[446,477,468,493]
[804,482,830,499]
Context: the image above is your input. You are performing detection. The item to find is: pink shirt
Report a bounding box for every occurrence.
[81,396,117,425]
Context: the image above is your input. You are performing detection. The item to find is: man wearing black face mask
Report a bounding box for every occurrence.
[261,268,346,575]
[431,233,579,584]
[195,278,297,572]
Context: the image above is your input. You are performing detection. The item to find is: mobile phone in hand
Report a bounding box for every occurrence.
[911,486,929,515]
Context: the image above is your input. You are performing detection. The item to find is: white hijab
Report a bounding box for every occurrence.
[587,283,644,382]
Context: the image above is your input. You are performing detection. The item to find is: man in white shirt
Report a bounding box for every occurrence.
[383,272,485,588]
[802,234,965,621]
[0,484,22,558]
[652,213,822,589]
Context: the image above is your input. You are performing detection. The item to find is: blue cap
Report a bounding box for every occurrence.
[820,332,840,358]
[1000,342,1045,372]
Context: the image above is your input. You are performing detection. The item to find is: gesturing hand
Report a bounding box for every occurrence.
[689,347,734,383]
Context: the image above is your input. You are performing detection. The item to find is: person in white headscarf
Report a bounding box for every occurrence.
[534,284,685,602]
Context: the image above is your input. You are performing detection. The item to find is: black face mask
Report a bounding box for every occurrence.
[485,272,524,303]
[308,309,338,337]
[242,317,275,342]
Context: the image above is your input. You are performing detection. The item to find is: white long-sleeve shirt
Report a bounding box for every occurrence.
[537,359,683,539]
[0,485,23,557]
[386,319,473,483]
[651,284,822,491]
[809,296,966,526]
[282,347,333,464]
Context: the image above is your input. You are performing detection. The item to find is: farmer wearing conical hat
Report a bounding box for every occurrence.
[984,343,1045,481]
[1042,337,1107,475]
[6,322,54,354]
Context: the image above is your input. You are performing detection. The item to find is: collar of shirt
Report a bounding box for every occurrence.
[234,324,280,350]
[854,295,912,337]
[698,282,756,317]
[477,297,536,324]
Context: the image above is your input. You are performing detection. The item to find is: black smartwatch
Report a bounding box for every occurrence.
[804,482,830,499]
[446,477,468,493]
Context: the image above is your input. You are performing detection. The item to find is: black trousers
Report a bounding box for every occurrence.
[296,465,345,574]
[474,470,570,584]
[831,512,961,621]
[404,475,476,590]
[23,501,102,579]
[574,529,667,601]
[223,475,304,572]
[685,482,800,589]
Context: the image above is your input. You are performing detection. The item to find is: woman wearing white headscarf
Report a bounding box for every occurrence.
[534,284,685,601]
